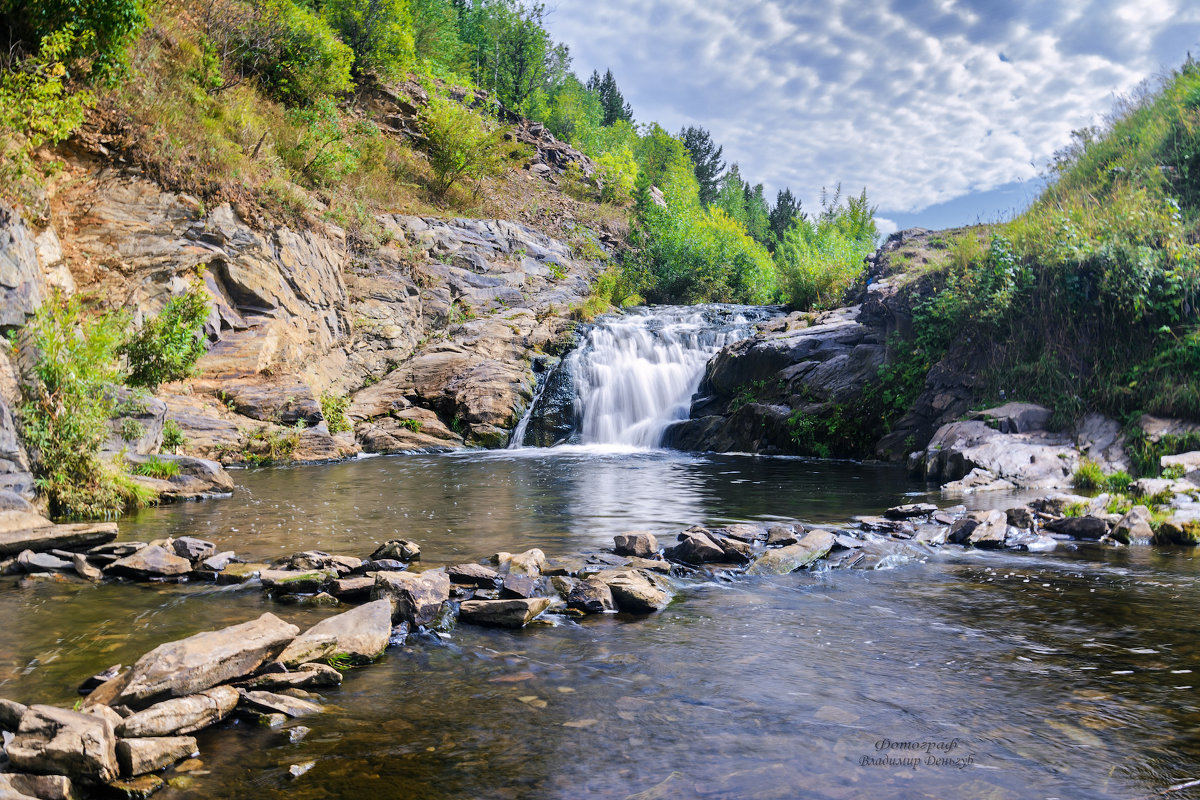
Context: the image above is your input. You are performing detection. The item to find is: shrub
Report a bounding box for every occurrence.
[277,97,384,187]
[12,294,131,518]
[322,0,415,80]
[397,417,422,432]
[596,146,638,204]
[0,28,91,199]
[213,0,354,104]
[776,187,877,310]
[320,391,351,433]
[122,278,211,389]
[161,418,187,451]
[420,96,512,194]
[2,0,146,80]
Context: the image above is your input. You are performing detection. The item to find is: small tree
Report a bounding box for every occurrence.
[121,278,211,389]
[420,97,511,194]
[322,0,415,80]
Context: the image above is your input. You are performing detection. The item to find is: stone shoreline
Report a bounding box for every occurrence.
[4,485,1200,797]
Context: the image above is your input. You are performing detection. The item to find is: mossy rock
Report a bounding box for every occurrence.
[1153,519,1200,546]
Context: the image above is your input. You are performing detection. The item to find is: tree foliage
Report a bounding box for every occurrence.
[0,0,146,79]
[679,125,724,206]
[775,185,876,310]
[122,278,212,390]
[586,68,633,126]
[420,94,513,193]
[323,0,416,80]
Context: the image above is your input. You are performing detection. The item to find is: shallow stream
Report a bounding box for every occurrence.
[4,451,1200,799]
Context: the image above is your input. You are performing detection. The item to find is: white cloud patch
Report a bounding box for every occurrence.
[544,0,1200,214]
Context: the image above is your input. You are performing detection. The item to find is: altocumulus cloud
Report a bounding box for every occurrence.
[545,0,1200,215]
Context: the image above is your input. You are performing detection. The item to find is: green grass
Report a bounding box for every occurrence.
[130,456,181,480]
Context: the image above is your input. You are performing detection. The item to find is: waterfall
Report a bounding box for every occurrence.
[512,305,775,449]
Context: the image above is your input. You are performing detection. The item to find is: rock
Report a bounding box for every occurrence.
[495,548,546,577]
[712,534,755,563]
[117,613,299,706]
[16,550,71,574]
[72,553,103,582]
[1044,516,1110,540]
[215,562,267,584]
[116,686,239,738]
[277,599,391,667]
[940,468,1016,494]
[288,552,361,575]
[116,736,197,777]
[447,563,498,587]
[238,691,321,718]
[329,576,375,599]
[922,419,1080,490]
[613,532,658,558]
[105,774,164,798]
[1006,506,1036,529]
[0,698,27,731]
[965,511,1009,548]
[199,551,235,571]
[1163,451,1200,482]
[359,559,406,573]
[947,510,1007,545]
[369,539,420,562]
[765,524,801,546]
[597,569,671,613]
[883,503,938,520]
[720,524,765,542]
[832,533,865,550]
[500,573,537,599]
[1154,519,1200,546]
[241,664,342,691]
[0,201,44,331]
[371,571,450,627]
[971,402,1052,434]
[458,597,551,628]
[746,530,836,575]
[216,379,322,426]
[7,705,118,783]
[259,569,332,594]
[171,538,216,562]
[566,578,615,614]
[0,518,117,558]
[105,546,192,580]
[663,529,726,564]
[78,665,123,697]
[0,773,76,800]
[1113,506,1154,544]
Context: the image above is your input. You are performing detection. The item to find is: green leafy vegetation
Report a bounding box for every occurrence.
[161,418,187,451]
[420,95,514,195]
[1072,459,1133,493]
[130,455,181,479]
[321,391,352,434]
[775,186,877,309]
[396,417,422,433]
[121,277,210,389]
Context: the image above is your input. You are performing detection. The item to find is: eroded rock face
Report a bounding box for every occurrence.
[117,614,299,706]
[116,686,239,737]
[7,705,118,784]
[0,202,44,332]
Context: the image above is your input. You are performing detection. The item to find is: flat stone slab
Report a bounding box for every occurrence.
[117,613,299,706]
[239,690,322,718]
[116,686,239,737]
[746,530,836,575]
[0,516,118,557]
[459,597,551,628]
[116,736,197,777]
[277,599,391,666]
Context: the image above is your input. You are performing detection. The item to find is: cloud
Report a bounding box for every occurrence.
[544,0,1200,214]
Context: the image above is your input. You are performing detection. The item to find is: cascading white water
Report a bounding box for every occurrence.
[512,305,768,449]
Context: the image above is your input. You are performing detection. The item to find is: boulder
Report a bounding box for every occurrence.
[613,532,658,558]
[1006,506,1036,529]
[369,540,421,562]
[238,691,321,718]
[259,569,332,594]
[922,419,1079,490]
[746,530,836,575]
[7,705,118,783]
[371,571,450,627]
[171,538,216,562]
[116,736,197,777]
[500,573,537,599]
[200,551,235,571]
[447,563,498,587]
[947,510,1006,545]
[16,550,71,574]
[72,553,103,582]
[1,697,28,731]
[566,578,615,614]
[720,524,765,542]
[664,529,726,564]
[1044,516,1109,540]
[0,773,77,800]
[598,569,671,613]
[495,548,546,577]
[883,503,938,520]
[116,686,239,737]
[276,599,391,667]
[964,511,1009,548]
[1154,519,1200,546]
[117,613,299,706]
[765,524,801,546]
[1113,506,1154,544]
[105,546,192,580]
[458,597,551,628]
[329,576,375,599]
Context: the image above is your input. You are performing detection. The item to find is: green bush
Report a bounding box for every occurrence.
[0,28,90,198]
[596,146,637,204]
[12,294,132,518]
[323,0,415,80]
[122,278,211,389]
[161,418,187,451]
[320,391,352,433]
[776,187,877,310]
[1,0,146,80]
[230,0,355,103]
[419,96,512,194]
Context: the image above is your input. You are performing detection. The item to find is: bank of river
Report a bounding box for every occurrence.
[3,450,1200,799]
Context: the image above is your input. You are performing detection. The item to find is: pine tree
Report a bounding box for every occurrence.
[679,125,724,206]
[768,188,802,248]
[586,68,632,126]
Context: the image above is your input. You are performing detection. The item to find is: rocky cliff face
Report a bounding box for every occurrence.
[0,144,604,484]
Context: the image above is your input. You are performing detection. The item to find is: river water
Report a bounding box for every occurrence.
[3,451,1200,800]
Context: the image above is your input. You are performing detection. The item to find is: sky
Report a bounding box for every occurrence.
[543,0,1200,235]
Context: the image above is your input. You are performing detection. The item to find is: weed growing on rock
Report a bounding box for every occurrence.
[122,278,211,389]
[320,391,352,434]
[131,456,181,479]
